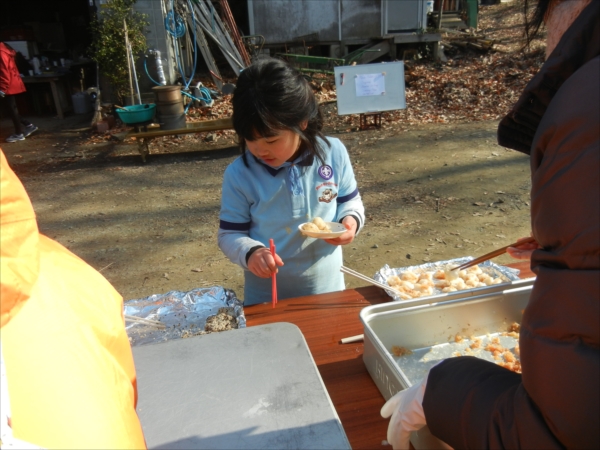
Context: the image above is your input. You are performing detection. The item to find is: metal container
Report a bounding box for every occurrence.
[133,323,351,449]
[72,92,92,114]
[151,85,182,103]
[156,112,186,130]
[155,99,184,116]
[360,278,535,449]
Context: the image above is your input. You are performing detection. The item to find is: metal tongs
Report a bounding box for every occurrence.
[451,236,536,271]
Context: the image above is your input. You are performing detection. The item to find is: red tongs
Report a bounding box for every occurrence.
[269,239,278,308]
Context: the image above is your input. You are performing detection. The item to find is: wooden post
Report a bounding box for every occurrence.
[437,0,446,30]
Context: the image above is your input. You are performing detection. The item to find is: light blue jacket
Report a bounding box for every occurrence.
[218,137,365,304]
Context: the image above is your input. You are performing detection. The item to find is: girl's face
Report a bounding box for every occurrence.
[245,128,303,167]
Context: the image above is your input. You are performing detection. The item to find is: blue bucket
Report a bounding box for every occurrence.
[116,104,156,124]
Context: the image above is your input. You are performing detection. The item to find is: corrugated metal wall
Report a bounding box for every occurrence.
[249,0,341,44]
[248,0,429,46]
[340,0,381,41]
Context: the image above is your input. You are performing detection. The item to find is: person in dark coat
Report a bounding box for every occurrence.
[381,1,599,448]
[0,42,37,143]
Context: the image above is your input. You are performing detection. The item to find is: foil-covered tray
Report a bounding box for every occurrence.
[124,286,245,346]
[374,257,521,301]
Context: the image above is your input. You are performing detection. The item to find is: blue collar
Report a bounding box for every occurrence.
[251,153,315,177]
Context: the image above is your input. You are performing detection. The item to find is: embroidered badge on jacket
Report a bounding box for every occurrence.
[319,188,337,203]
[318,165,333,180]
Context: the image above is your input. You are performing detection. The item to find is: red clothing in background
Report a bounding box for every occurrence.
[0,42,26,95]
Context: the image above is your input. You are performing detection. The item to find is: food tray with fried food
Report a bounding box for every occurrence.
[299,216,346,239]
[359,280,534,449]
[374,257,521,302]
[360,280,533,393]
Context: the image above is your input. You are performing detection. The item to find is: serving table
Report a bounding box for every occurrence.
[244,261,534,449]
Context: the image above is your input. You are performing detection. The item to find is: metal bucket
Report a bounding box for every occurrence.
[155,99,184,116]
[151,85,182,103]
[157,113,186,130]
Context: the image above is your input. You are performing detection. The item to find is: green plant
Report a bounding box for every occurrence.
[90,0,148,103]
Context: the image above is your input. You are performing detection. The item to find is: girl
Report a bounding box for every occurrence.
[218,57,365,305]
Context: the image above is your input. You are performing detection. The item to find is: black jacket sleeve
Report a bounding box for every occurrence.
[422,54,600,450]
[423,357,563,449]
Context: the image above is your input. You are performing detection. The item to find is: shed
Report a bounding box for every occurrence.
[246,0,467,63]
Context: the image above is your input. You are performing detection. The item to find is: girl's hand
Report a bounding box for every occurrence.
[325,216,357,246]
[247,247,284,278]
[506,235,540,260]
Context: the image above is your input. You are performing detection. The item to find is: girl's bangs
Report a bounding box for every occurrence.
[239,111,284,142]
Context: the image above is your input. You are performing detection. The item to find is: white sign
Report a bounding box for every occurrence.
[335,62,405,115]
[355,73,386,97]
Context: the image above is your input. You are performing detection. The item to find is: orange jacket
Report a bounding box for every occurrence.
[0,149,146,449]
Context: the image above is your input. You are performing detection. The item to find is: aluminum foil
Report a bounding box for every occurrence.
[124,286,245,347]
[374,257,521,301]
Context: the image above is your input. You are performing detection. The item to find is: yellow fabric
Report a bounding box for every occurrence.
[0,151,39,327]
[0,150,146,449]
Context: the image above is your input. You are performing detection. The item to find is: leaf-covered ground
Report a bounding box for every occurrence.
[83,1,544,149]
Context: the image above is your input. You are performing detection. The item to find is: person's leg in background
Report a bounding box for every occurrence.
[2,94,24,140]
[1,95,36,142]
[21,119,37,137]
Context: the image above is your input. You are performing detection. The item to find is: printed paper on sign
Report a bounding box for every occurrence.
[356,73,385,97]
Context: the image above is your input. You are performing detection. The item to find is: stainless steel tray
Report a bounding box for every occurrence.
[360,278,535,449]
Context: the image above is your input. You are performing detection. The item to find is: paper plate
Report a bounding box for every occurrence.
[298,222,346,239]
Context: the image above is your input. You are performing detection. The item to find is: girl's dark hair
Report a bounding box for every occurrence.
[232,56,329,166]
[524,0,553,46]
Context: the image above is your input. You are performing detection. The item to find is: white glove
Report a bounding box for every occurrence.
[380,377,427,450]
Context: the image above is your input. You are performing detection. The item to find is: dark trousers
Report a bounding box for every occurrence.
[1,94,31,135]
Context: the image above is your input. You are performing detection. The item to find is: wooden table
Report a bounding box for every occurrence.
[244,261,534,449]
[23,74,72,119]
[113,118,233,162]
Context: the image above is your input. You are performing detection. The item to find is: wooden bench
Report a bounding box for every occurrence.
[113,117,233,162]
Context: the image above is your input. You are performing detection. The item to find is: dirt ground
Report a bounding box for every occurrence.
[1,2,536,304]
[1,112,532,303]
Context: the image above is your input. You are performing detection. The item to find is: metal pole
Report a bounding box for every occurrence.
[124,19,141,105]
[129,41,142,104]
[191,0,245,73]
[124,19,135,104]
[186,14,223,90]
[219,0,251,66]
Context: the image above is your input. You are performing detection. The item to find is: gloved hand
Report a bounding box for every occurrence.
[380,377,428,450]
[0,91,6,98]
